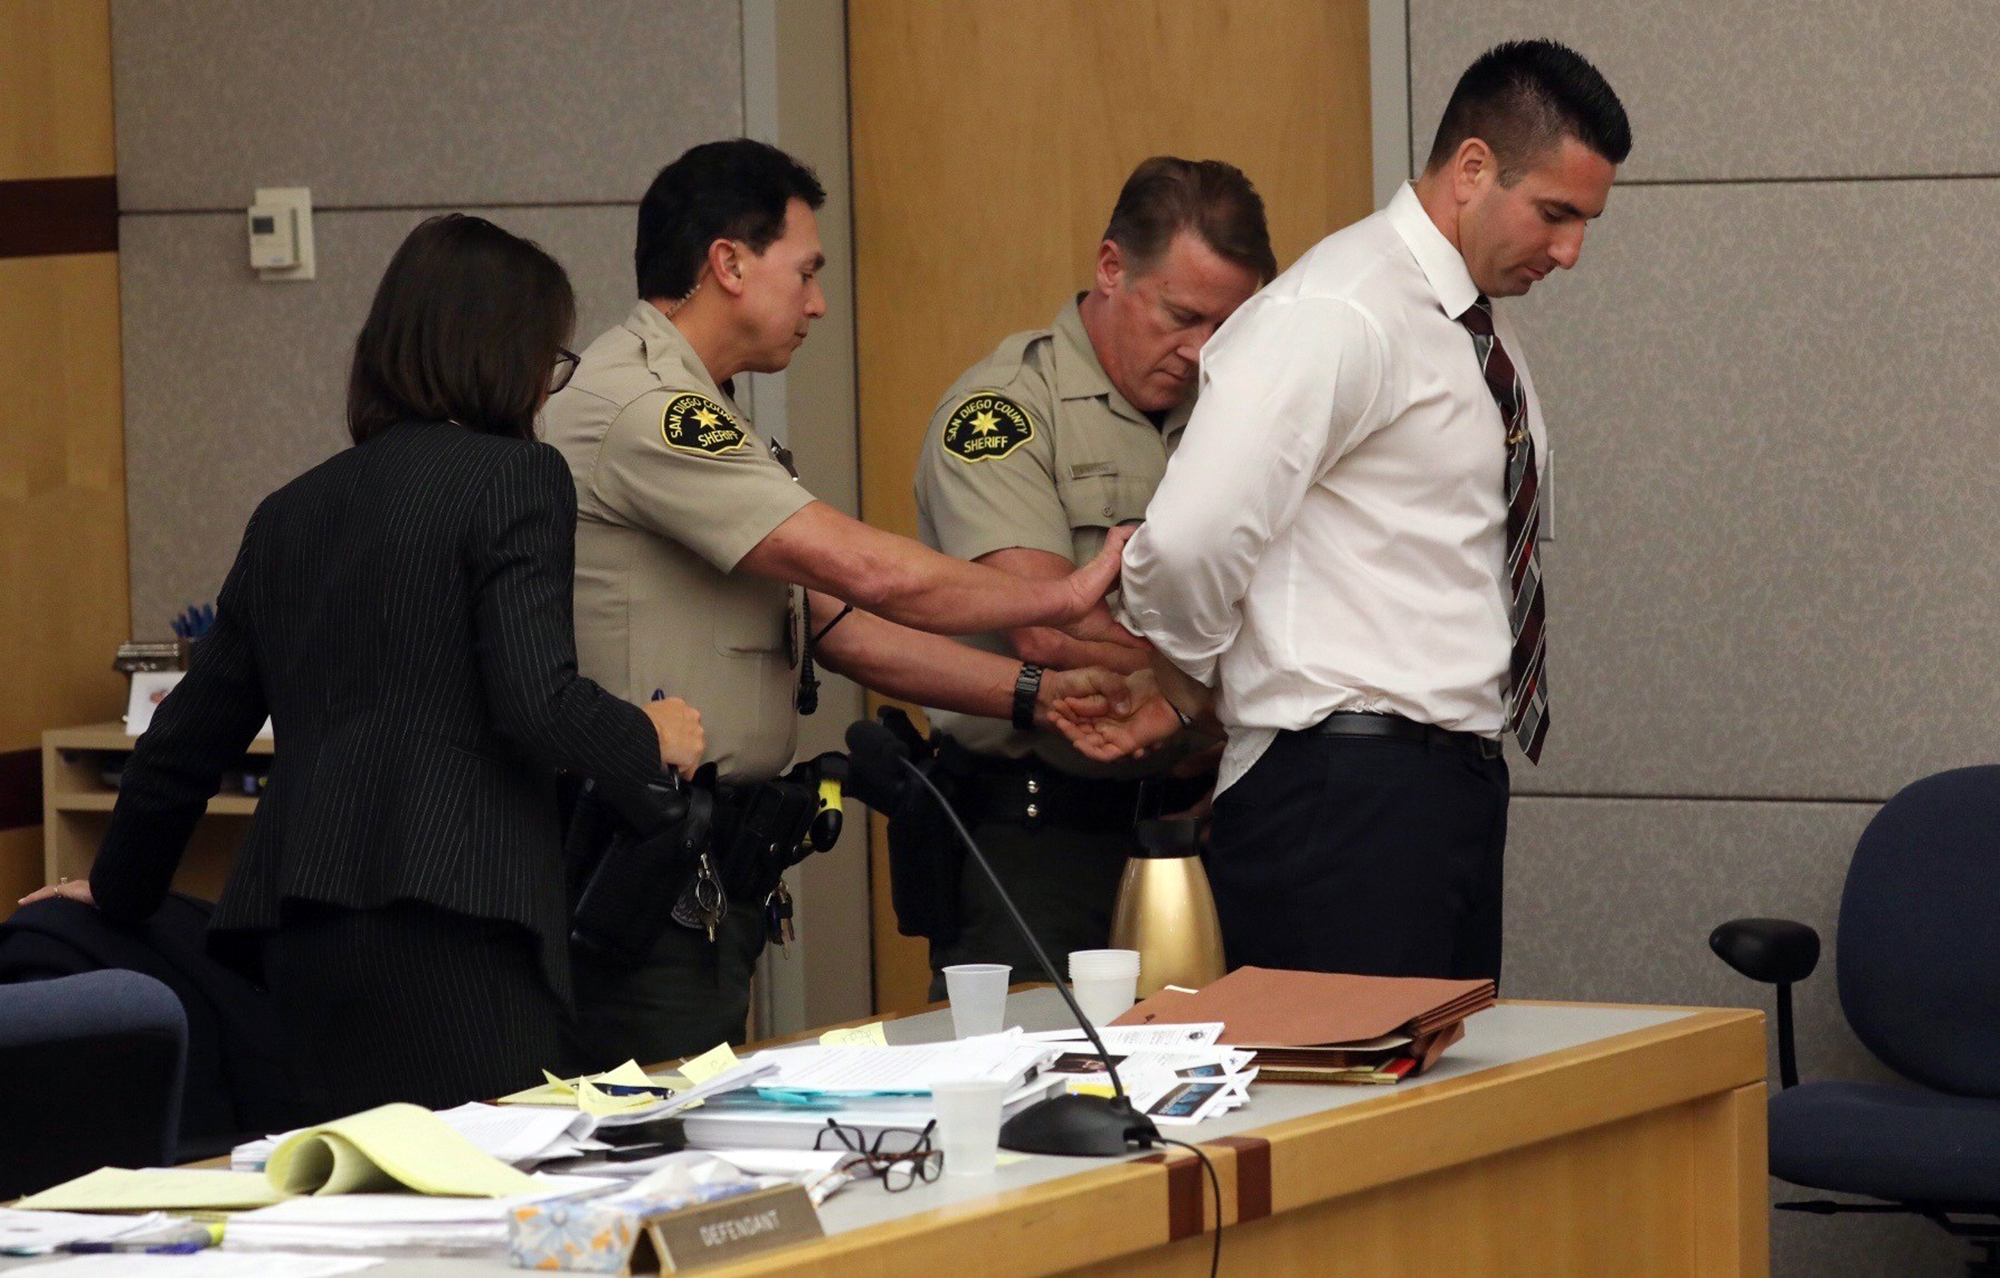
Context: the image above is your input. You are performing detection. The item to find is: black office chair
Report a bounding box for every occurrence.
[0,969,188,1199]
[1711,765,2000,1276]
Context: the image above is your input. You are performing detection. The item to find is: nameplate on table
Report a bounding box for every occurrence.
[647,1182,822,1272]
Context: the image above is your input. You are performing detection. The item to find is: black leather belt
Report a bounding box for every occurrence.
[1311,711,1504,760]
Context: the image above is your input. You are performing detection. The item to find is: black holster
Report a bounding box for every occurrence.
[567,774,714,969]
[874,711,974,944]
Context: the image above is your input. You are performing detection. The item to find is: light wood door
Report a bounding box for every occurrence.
[0,0,129,901]
[848,0,1374,1012]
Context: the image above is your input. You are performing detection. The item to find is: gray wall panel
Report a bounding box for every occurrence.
[1507,795,1965,1276]
[1509,179,2000,801]
[121,205,641,632]
[1407,1,2000,182]
[112,0,742,209]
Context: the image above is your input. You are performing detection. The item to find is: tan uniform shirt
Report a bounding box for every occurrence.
[545,301,813,782]
[915,297,1190,777]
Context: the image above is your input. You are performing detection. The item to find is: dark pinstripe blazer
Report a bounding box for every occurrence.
[90,420,662,998]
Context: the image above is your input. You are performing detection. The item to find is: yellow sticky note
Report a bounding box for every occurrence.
[594,1060,658,1089]
[1065,1078,1116,1099]
[15,1167,288,1212]
[577,1077,663,1117]
[267,1102,544,1198]
[819,1022,889,1048]
[679,1042,741,1084]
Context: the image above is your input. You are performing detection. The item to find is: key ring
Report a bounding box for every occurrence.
[692,860,724,915]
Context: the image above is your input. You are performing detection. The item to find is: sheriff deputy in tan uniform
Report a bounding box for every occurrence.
[914,157,1275,991]
[546,138,1137,1066]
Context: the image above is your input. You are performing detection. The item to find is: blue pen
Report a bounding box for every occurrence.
[66,1220,219,1254]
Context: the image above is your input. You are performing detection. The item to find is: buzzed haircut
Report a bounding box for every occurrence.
[1102,157,1277,284]
[635,138,826,301]
[1425,39,1631,182]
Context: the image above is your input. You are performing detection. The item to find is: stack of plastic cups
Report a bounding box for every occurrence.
[1068,948,1141,1025]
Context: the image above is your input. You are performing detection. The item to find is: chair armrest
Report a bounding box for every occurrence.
[1709,917,1820,985]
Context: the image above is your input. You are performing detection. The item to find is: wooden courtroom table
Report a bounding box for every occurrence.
[2,991,1769,1277]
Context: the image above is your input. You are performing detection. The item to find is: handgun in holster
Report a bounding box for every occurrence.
[567,770,716,969]
[846,706,971,944]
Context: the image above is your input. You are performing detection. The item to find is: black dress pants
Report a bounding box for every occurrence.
[261,899,580,1121]
[1207,731,1509,981]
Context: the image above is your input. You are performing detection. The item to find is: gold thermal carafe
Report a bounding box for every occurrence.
[1109,818,1226,997]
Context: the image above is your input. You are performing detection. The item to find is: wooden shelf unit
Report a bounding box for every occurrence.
[41,722,273,898]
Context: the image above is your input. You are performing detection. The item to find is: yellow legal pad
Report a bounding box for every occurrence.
[13,1168,287,1212]
[266,1102,544,1197]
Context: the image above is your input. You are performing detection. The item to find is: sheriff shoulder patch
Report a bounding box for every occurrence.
[660,393,747,455]
[941,392,1035,463]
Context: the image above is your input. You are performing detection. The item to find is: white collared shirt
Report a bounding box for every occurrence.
[1120,183,1547,793]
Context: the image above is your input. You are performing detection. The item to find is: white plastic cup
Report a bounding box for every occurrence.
[1068,949,1140,1025]
[931,1077,1010,1176]
[942,963,1011,1039]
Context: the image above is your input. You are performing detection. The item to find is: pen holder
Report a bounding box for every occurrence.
[1108,818,1226,997]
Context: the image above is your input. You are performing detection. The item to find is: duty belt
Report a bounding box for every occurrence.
[955,751,1212,833]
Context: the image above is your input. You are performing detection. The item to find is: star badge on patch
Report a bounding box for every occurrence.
[660,393,748,455]
[941,392,1035,463]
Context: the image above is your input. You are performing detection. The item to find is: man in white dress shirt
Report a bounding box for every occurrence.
[1057,41,1631,980]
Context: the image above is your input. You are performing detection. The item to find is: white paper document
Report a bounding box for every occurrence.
[222,1175,614,1258]
[1026,1022,1226,1051]
[18,1257,380,1277]
[749,1035,1053,1096]
[0,1209,170,1256]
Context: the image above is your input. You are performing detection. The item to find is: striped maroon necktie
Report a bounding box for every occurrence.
[1457,297,1548,763]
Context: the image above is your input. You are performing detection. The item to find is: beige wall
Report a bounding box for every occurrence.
[1384,4,2000,1273]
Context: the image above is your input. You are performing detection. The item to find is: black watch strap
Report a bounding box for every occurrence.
[1012,662,1044,730]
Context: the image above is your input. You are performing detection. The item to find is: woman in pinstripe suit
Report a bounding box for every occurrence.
[22,215,705,1120]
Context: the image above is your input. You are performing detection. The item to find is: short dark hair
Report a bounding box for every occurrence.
[1102,156,1277,283]
[635,138,827,301]
[1424,39,1631,181]
[346,213,574,445]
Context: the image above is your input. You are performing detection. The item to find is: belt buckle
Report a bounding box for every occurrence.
[1479,736,1504,761]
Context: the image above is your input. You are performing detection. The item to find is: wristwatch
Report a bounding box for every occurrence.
[1012,662,1044,730]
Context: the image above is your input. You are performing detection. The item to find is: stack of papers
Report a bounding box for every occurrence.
[0,1209,175,1256]
[223,1177,612,1260]
[746,1032,1054,1101]
[680,1078,1063,1151]
[1114,967,1496,1080]
[1034,1026,1256,1126]
[19,1257,380,1277]
[495,1055,779,1126]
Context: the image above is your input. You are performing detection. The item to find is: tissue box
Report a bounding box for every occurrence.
[508,1182,821,1274]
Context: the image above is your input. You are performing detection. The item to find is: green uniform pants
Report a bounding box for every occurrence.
[926,818,1133,1001]
[571,900,766,1069]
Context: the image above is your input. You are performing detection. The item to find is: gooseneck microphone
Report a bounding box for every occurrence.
[845,718,1160,1156]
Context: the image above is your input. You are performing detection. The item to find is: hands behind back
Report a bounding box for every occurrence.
[1047,667,1186,763]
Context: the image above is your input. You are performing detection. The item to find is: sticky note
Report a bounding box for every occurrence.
[679,1042,742,1084]
[818,1022,890,1048]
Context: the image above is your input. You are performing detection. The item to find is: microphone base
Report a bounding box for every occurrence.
[999,1093,1161,1156]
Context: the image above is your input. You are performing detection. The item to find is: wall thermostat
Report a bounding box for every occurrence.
[246,204,297,268]
[248,187,316,281]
